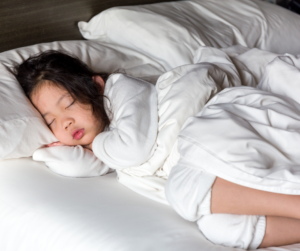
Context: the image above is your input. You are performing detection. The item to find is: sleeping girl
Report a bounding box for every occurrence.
[14,49,300,250]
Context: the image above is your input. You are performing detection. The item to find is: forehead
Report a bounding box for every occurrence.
[31,81,69,112]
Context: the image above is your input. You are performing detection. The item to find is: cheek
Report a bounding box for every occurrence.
[51,127,70,144]
[79,107,98,124]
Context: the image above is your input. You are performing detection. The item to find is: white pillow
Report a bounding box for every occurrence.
[79,0,300,70]
[0,40,164,160]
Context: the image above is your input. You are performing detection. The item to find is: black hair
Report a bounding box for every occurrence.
[14,50,111,129]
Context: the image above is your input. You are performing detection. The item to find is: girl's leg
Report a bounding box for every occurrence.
[260,216,300,248]
[211,177,300,219]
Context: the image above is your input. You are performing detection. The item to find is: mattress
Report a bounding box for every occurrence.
[0,157,226,251]
[1,158,300,251]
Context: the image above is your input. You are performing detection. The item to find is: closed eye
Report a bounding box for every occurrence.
[66,100,75,108]
[47,100,75,127]
[47,119,55,127]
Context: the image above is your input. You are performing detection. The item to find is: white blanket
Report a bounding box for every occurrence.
[178,54,300,194]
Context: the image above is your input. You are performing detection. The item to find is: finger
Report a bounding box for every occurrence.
[45,141,62,147]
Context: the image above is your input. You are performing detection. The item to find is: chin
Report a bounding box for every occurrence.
[58,137,93,146]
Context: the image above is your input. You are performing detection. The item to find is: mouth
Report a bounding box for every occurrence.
[72,128,85,140]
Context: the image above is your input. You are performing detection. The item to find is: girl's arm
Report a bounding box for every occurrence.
[33,145,111,177]
[92,75,158,170]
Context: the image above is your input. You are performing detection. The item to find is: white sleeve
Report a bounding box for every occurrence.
[197,214,266,250]
[33,145,111,177]
[92,74,158,170]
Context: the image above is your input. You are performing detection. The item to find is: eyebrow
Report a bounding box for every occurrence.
[42,94,68,117]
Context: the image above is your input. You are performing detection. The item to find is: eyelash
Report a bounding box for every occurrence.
[47,120,54,127]
[67,100,75,108]
[47,100,75,127]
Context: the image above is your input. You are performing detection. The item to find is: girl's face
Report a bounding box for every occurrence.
[31,76,105,146]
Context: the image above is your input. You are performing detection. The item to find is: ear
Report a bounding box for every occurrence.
[92,75,105,94]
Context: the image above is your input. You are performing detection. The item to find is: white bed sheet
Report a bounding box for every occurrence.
[1,158,300,251]
[0,158,226,251]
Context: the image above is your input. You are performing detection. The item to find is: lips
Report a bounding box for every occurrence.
[72,129,85,140]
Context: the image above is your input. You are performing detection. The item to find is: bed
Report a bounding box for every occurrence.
[1,0,300,250]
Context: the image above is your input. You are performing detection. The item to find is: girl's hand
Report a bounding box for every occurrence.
[45,141,65,147]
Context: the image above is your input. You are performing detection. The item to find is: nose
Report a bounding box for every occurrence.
[64,120,73,130]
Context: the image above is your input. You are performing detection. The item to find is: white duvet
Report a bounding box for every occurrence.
[178,53,300,195]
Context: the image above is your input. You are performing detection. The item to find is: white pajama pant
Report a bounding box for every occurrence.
[165,164,266,250]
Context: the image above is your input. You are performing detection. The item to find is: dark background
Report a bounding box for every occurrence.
[0,0,175,53]
[279,0,300,13]
[0,0,298,53]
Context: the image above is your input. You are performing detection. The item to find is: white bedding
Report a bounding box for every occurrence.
[176,53,300,194]
[2,157,300,251]
[3,156,300,251]
[102,46,284,205]
[0,158,233,251]
[21,47,300,250]
[2,0,300,250]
